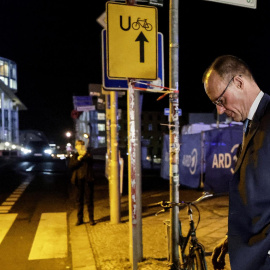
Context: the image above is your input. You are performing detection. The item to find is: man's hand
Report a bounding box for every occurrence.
[211,236,228,270]
[77,155,84,161]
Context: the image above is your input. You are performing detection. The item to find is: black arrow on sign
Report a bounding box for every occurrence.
[135,31,149,63]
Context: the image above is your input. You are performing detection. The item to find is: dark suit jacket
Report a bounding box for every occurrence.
[228,93,270,269]
[68,152,94,184]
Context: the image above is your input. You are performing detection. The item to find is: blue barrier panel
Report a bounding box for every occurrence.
[160,133,201,188]
[179,133,201,188]
[204,126,242,192]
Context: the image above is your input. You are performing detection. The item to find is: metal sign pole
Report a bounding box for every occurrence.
[127,4,142,268]
[110,91,121,224]
[169,0,180,268]
[127,79,143,270]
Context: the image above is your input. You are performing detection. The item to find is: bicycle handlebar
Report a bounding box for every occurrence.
[147,191,227,212]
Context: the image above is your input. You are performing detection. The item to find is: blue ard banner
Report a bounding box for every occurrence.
[204,125,243,192]
[179,133,202,188]
[160,133,201,188]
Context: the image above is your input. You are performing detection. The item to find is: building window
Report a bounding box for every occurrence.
[98,124,105,131]
[0,76,8,85]
[98,136,105,144]
[148,124,153,131]
[97,113,105,120]
[0,58,17,90]
[0,60,9,76]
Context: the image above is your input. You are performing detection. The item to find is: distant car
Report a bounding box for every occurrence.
[21,141,53,160]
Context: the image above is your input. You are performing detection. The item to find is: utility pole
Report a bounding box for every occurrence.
[105,91,121,224]
[105,94,111,180]
[110,91,121,224]
[127,79,142,270]
[126,0,143,267]
[169,0,180,268]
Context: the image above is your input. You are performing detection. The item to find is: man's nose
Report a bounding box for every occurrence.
[216,105,226,114]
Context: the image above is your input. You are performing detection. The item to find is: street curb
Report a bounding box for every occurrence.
[69,209,97,270]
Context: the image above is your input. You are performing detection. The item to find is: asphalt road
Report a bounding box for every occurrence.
[0,158,72,270]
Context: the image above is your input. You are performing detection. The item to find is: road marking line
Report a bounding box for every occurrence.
[0,179,33,213]
[2,202,15,206]
[0,206,12,211]
[9,195,20,199]
[0,213,18,244]
[28,212,67,260]
[6,197,19,202]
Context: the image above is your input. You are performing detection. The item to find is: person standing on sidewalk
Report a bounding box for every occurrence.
[202,55,270,270]
[69,139,95,226]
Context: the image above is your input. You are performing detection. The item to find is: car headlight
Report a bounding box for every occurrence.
[22,148,32,155]
[44,149,52,155]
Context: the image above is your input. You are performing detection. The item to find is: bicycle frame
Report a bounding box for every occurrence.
[157,192,213,270]
[178,204,207,270]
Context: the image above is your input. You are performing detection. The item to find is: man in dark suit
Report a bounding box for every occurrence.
[69,139,95,226]
[202,55,270,270]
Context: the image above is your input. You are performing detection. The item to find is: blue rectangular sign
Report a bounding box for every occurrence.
[73,96,93,106]
[164,108,182,116]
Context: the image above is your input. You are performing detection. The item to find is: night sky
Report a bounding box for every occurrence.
[0,0,269,144]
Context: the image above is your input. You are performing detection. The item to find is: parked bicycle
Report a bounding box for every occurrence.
[148,191,214,270]
[132,17,153,31]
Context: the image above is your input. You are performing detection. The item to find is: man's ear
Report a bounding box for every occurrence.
[235,75,243,89]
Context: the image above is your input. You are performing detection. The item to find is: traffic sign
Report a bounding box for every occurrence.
[73,96,93,111]
[164,108,182,116]
[77,105,96,112]
[204,0,256,9]
[102,29,164,91]
[106,2,158,80]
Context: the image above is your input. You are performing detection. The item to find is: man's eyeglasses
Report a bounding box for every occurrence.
[213,76,235,107]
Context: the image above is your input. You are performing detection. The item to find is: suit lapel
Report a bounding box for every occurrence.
[234,121,259,172]
[234,93,270,173]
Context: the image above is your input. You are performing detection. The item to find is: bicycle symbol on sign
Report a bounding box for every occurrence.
[132,18,153,31]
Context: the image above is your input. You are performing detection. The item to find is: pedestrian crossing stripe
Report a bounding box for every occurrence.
[0,179,32,214]
[0,213,18,244]
[28,212,68,260]
[0,212,68,260]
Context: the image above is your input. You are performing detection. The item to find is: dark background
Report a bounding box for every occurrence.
[0,0,269,144]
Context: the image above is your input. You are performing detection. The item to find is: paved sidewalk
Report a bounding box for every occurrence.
[68,175,231,270]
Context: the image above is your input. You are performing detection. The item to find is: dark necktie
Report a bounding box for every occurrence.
[243,118,250,136]
[242,119,251,151]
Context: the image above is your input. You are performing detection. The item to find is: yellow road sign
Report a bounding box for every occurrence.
[106,2,158,80]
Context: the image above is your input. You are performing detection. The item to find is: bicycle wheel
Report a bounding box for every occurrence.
[132,22,140,30]
[145,23,152,31]
[186,248,207,270]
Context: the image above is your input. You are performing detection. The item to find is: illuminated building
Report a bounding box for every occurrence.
[0,56,27,154]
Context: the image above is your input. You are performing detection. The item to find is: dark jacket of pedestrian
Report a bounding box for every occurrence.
[69,151,94,185]
[68,140,95,226]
